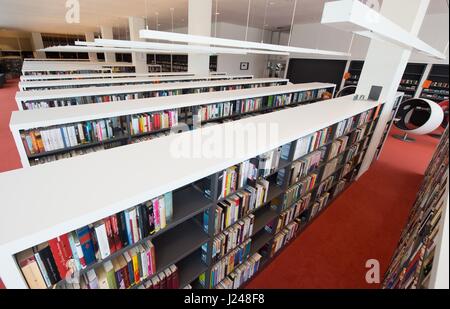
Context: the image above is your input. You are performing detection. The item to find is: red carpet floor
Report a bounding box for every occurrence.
[0,80,440,289]
[0,79,21,173]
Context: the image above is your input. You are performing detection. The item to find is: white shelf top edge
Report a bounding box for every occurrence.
[20,72,196,81]
[11,83,336,130]
[0,95,380,252]
[22,61,137,72]
[19,74,254,88]
[17,77,280,99]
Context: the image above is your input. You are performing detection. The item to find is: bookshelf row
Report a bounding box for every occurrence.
[20,71,196,82]
[16,77,284,110]
[383,127,448,289]
[21,60,137,76]
[10,105,381,289]
[419,64,449,103]
[18,74,253,91]
[0,94,384,288]
[374,93,404,160]
[11,83,335,167]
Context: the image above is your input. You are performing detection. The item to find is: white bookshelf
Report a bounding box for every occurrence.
[20,72,197,81]
[18,74,255,91]
[21,61,136,74]
[16,77,285,109]
[11,82,335,167]
[0,94,381,288]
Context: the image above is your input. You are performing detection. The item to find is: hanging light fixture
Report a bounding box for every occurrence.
[321,0,446,60]
[139,29,350,56]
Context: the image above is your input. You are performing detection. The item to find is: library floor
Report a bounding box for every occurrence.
[0,79,440,289]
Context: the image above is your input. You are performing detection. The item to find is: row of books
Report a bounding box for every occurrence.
[208,216,254,263]
[273,194,311,234]
[269,221,300,257]
[21,118,126,155]
[208,239,252,288]
[218,161,251,199]
[16,192,173,288]
[22,90,186,110]
[287,150,323,186]
[197,101,237,122]
[328,136,349,160]
[383,128,448,289]
[267,93,292,108]
[322,156,344,180]
[197,89,329,122]
[255,148,282,178]
[68,241,157,289]
[29,141,123,166]
[22,85,274,110]
[28,130,172,166]
[310,192,331,219]
[333,179,348,199]
[135,265,180,289]
[282,173,318,209]
[205,180,269,235]
[129,110,178,135]
[281,126,332,162]
[345,143,362,164]
[17,236,156,289]
[215,253,262,289]
[335,115,358,139]
[316,175,335,198]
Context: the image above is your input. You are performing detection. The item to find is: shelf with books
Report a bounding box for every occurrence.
[12,83,336,168]
[20,72,196,82]
[21,61,136,76]
[16,78,287,110]
[383,128,448,289]
[0,96,383,289]
[18,74,254,90]
[374,93,403,160]
[43,185,212,289]
[419,64,449,103]
[396,63,426,102]
[343,60,365,87]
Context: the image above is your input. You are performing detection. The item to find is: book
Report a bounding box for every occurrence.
[16,248,47,289]
[76,226,96,266]
[94,222,111,260]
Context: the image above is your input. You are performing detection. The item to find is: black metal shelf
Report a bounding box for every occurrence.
[250,229,273,256]
[153,220,209,274]
[178,250,208,288]
[251,206,279,236]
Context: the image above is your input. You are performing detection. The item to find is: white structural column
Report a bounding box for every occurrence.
[357,0,430,177]
[129,17,148,74]
[31,32,46,59]
[84,32,98,62]
[188,0,212,75]
[100,26,115,63]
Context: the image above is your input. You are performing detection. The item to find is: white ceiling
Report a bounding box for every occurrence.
[0,0,448,35]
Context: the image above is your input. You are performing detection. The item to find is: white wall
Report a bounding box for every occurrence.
[172,22,270,77]
[213,23,270,77]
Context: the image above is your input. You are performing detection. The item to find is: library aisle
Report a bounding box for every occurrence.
[0,80,440,289]
[245,129,440,288]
